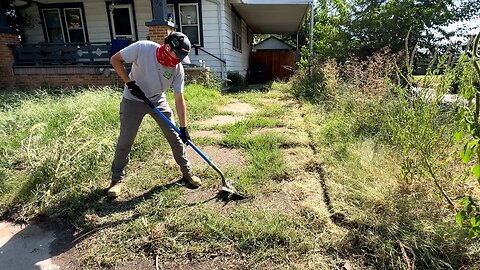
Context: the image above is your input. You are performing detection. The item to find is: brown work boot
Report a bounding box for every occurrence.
[183,174,201,188]
[107,181,125,198]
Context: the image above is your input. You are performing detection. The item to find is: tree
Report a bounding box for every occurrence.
[303,0,480,62]
[5,0,34,43]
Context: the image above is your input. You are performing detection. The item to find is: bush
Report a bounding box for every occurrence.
[227,71,246,87]
[289,58,329,104]
[185,69,223,90]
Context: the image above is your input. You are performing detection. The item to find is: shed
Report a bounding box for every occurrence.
[249,36,299,83]
[253,36,295,51]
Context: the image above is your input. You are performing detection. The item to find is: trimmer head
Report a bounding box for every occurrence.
[218,181,248,201]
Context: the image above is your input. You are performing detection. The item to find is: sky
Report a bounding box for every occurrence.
[437,17,480,45]
[444,18,480,35]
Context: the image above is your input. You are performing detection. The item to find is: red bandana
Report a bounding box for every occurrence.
[156,45,181,67]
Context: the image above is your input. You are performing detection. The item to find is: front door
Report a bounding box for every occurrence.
[108,2,137,41]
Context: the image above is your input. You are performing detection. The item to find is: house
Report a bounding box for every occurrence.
[0,0,312,89]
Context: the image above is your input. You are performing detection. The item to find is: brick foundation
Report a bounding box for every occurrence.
[148,25,175,44]
[0,33,20,89]
[13,73,122,89]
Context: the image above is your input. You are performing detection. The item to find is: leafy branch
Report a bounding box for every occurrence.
[457,32,480,237]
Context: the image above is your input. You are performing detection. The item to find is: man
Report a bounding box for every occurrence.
[107,32,201,198]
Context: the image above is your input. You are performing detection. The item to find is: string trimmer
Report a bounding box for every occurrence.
[136,92,247,200]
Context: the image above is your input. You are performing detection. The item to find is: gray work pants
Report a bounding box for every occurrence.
[111,97,192,183]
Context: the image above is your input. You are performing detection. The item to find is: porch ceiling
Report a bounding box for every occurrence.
[229,0,311,34]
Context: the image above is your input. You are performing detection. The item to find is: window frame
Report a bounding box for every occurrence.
[108,4,136,40]
[167,4,176,25]
[178,3,200,45]
[38,3,89,43]
[232,9,242,52]
[167,0,203,47]
[105,0,138,41]
[63,8,87,43]
[41,8,65,43]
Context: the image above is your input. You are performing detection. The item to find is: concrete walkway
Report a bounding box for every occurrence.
[0,221,61,270]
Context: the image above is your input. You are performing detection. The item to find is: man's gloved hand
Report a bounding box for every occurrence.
[126,81,146,100]
[179,127,190,144]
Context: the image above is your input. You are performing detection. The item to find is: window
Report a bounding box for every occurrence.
[40,4,88,43]
[107,3,137,41]
[42,9,64,43]
[64,8,86,42]
[179,4,200,45]
[232,11,241,52]
[167,4,175,24]
[167,1,203,46]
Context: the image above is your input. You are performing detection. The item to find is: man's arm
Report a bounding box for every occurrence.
[175,93,187,127]
[110,52,131,83]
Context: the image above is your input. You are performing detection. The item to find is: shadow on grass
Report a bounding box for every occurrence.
[55,178,247,244]
[224,81,274,94]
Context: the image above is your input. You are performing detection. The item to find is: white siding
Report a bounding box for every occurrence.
[83,1,111,42]
[223,1,249,77]
[20,0,150,43]
[133,0,152,41]
[186,0,224,76]
[18,0,250,79]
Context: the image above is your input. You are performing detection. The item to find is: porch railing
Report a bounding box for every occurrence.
[10,42,112,67]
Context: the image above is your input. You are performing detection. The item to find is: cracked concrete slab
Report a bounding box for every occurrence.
[0,221,60,270]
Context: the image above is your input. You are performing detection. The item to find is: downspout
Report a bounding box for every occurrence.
[205,0,226,80]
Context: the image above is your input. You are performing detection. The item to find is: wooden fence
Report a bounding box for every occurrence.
[249,51,300,83]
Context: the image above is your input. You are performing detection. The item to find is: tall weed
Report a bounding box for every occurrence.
[290,58,329,104]
[291,48,476,268]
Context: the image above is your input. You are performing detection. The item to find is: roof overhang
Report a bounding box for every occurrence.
[229,0,312,34]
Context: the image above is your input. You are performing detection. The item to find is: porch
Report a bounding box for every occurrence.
[0,0,312,89]
[7,41,210,88]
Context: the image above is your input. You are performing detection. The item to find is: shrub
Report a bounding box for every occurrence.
[227,71,246,87]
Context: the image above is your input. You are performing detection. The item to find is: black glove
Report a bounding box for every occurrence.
[179,127,190,144]
[126,81,146,100]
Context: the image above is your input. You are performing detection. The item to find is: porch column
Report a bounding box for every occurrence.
[146,0,176,44]
[0,1,20,89]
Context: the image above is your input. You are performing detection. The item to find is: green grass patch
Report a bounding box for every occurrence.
[2,79,478,269]
[0,84,226,220]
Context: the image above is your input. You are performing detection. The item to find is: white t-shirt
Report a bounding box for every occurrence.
[120,40,185,102]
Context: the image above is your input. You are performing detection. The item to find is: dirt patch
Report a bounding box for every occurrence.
[186,145,246,167]
[191,130,224,140]
[219,102,257,115]
[116,257,155,270]
[157,253,248,270]
[252,187,299,215]
[198,115,244,127]
[167,145,246,167]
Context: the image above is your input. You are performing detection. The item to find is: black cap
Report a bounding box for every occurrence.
[164,32,191,61]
